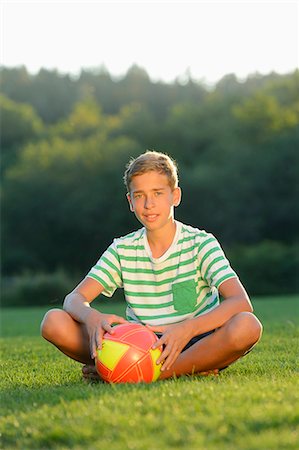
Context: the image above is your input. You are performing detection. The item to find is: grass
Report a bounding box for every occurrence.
[0,295,299,449]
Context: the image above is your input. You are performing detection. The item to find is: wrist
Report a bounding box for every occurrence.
[189,316,203,338]
[82,306,100,325]
[81,306,92,322]
[64,294,95,324]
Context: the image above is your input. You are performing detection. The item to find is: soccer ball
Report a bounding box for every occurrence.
[95,323,162,383]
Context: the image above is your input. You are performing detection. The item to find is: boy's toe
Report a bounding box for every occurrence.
[82,364,101,381]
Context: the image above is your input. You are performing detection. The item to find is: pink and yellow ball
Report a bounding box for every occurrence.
[96,323,162,383]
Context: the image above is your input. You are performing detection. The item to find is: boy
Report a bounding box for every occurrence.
[41,150,262,380]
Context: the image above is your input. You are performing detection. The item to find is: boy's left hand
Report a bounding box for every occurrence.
[147,321,194,371]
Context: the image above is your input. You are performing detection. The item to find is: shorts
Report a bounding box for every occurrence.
[155,329,215,353]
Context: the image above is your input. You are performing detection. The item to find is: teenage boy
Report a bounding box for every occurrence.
[41,151,262,380]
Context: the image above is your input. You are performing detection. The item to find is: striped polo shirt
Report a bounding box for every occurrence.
[87,221,237,325]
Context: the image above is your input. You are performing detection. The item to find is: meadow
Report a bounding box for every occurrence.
[1,296,298,450]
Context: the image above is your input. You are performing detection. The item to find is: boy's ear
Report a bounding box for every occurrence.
[126,193,135,212]
[173,187,182,207]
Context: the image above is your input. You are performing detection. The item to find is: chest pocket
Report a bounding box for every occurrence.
[172,279,197,314]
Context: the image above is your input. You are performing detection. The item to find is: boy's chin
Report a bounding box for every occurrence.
[143,220,174,232]
[141,221,160,231]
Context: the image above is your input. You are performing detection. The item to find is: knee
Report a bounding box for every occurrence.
[227,312,263,351]
[40,308,66,342]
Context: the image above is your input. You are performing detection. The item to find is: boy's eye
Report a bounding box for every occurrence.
[154,191,163,196]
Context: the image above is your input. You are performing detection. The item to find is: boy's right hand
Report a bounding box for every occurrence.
[84,309,127,360]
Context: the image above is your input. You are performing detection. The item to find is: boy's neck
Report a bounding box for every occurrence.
[146,220,177,258]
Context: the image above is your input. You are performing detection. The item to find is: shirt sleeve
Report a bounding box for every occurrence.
[86,240,123,297]
[198,233,237,289]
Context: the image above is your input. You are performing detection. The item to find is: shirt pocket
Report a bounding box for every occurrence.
[172,279,197,314]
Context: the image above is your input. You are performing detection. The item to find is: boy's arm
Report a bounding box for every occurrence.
[150,277,252,370]
[63,277,127,359]
[190,277,253,334]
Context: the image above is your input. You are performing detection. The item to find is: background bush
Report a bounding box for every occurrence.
[2,240,298,306]
[1,270,126,307]
[227,241,299,296]
[1,271,75,307]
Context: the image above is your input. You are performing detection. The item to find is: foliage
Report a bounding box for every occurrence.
[0,94,43,147]
[0,94,43,170]
[0,66,78,123]
[0,297,299,449]
[1,272,126,308]
[1,270,76,307]
[1,66,299,294]
[228,241,299,295]
[2,133,140,274]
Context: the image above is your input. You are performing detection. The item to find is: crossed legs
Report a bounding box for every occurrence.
[159,311,262,379]
[41,308,93,365]
[40,309,262,380]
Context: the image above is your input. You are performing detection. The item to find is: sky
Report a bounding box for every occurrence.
[1,0,298,84]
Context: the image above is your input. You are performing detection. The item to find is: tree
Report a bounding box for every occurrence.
[50,98,105,139]
[0,94,43,170]
[2,133,140,274]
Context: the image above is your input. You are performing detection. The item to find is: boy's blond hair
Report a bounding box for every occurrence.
[124,150,179,191]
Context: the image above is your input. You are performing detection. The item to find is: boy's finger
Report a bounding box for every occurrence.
[156,344,172,365]
[117,316,128,323]
[146,324,166,333]
[163,350,179,371]
[91,340,97,359]
[95,328,102,350]
[102,321,114,334]
[152,335,165,349]
[164,355,175,371]
[159,342,181,370]
[111,315,127,325]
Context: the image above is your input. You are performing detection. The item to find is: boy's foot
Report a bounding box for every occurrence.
[82,364,101,382]
[198,369,219,376]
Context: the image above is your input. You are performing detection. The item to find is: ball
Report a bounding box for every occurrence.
[95,323,162,383]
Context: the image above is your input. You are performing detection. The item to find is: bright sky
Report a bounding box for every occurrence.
[1,0,298,84]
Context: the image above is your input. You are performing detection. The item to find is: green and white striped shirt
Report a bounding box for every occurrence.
[87,221,237,325]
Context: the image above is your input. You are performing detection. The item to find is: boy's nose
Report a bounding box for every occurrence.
[144,196,155,209]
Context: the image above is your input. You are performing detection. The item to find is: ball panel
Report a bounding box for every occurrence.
[96,361,111,382]
[118,327,157,351]
[96,339,129,371]
[149,348,162,381]
[111,347,145,381]
[112,352,150,383]
[136,352,158,383]
[115,364,142,383]
[108,323,142,341]
[105,324,156,352]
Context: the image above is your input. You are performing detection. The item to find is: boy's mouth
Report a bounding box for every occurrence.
[144,214,159,222]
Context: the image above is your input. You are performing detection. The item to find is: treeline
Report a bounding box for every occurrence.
[1,65,299,300]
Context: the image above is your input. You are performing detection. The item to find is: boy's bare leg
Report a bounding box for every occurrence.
[40,308,93,365]
[41,309,262,381]
[41,309,101,380]
[159,312,262,380]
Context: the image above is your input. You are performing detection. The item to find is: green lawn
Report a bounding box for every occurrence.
[1,296,299,450]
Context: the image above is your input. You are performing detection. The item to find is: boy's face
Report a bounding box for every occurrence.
[127,171,181,232]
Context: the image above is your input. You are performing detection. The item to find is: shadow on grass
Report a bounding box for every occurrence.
[1,360,276,418]
[1,373,225,417]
